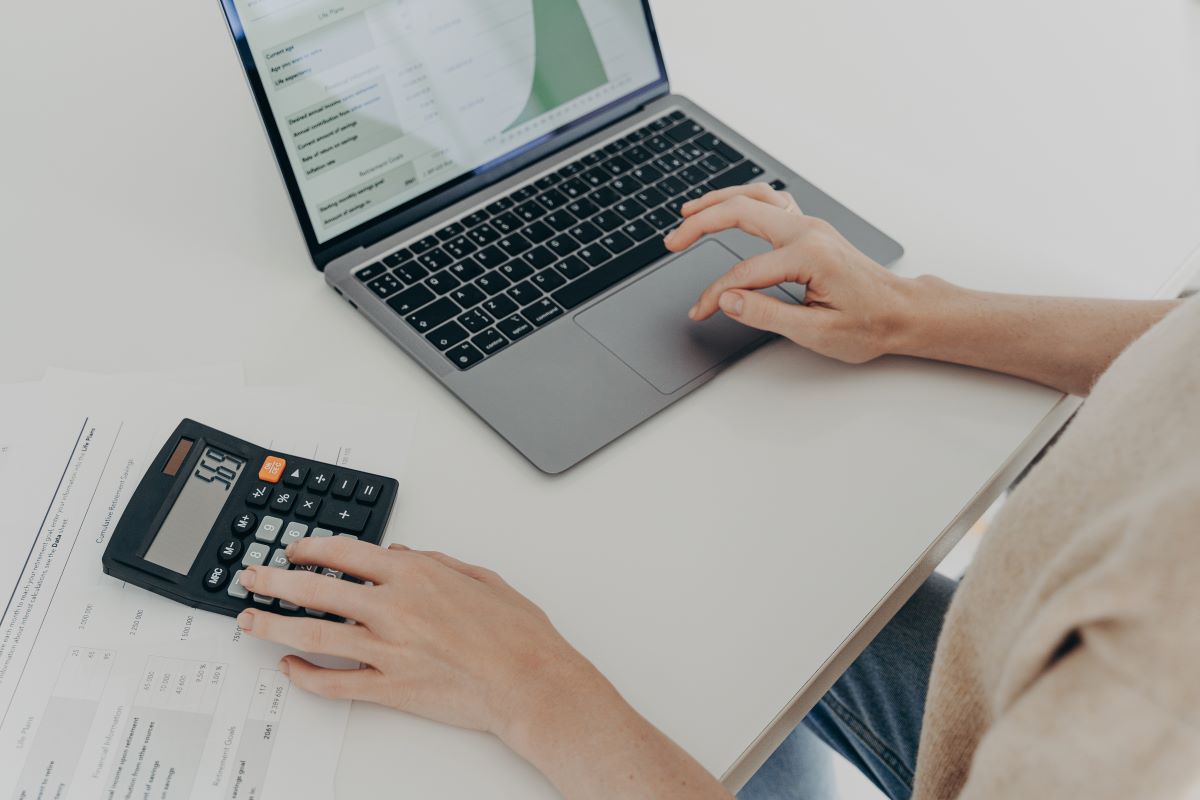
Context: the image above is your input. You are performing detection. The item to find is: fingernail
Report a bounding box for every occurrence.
[240,568,257,589]
[719,292,744,316]
[687,304,699,320]
[237,611,254,631]
[279,658,290,676]
[388,543,409,551]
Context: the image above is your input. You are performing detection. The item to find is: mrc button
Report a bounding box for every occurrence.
[258,456,287,483]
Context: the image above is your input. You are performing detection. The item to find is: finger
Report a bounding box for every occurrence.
[281,657,387,702]
[681,182,792,218]
[387,543,411,552]
[665,196,799,253]
[239,566,374,620]
[716,290,832,349]
[414,550,505,586]
[238,608,384,661]
[286,536,394,583]
[689,247,810,321]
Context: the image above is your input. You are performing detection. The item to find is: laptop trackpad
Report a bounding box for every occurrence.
[575,240,797,395]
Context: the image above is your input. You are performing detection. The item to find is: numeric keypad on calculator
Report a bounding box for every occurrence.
[209,453,386,619]
[355,110,777,372]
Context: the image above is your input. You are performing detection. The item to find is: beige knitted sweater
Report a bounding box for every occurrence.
[913,295,1200,799]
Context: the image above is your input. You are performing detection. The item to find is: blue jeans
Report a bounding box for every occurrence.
[739,573,958,800]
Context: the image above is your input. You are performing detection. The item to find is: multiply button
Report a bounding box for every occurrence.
[317,503,370,534]
[231,512,257,535]
[258,456,287,484]
[294,495,321,520]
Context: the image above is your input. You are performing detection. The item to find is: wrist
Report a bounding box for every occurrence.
[885,274,967,358]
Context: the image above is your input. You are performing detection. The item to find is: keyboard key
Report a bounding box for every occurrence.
[367,273,402,299]
[592,212,623,232]
[546,234,580,258]
[228,570,250,599]
[496,314,534,341]
[534,174,560,190]
[425,270,461,295]
[524,221,554,243]
[307,470,333,493]
[668,110,686,122]
[449,257,484,281]
[590,187,621,208]
[451,283,486,309]
[646,135,672,153]
[609,176,643,195]
[553,237,669,310]
[485,197,513,215]
[537,188,569,210]
[281,522,308,547]
[498,260,534,281]
[567,197,601,218]
[493,212,522,234]
[254,516,284,544]
[483,295,518,319]
[411,235,439,254]
[513,185,537,202]
[444,236,476,259]
[282,465,308,488]
[543,210,577,232]
[458,308,494,334]
[696,134,744,163]
[635,186,668,208]
[581,167,610,188]
[645,207,678,232]
[497,233,533,258]
[204,566,230,592]
[522,246,556,271]
[419,248,454,271]
[707,160,765,191]
[382,249,413,267]
[665,120,705,143]
[472,328,509,356]
[332,475,357,499]
[395,261,430,284]
[506,280,542,306]
[355,263,387,283]
[569,221,603,244]
[406,297,461,333]
[232,511,257,535]
[318,502,371,533]
[295,494,321,519]
[427,321,469,350]
[356,480,382,505]
[623,219,657,242]
[679,165,709,186]
[476,271,512,295]
[677,142,706,162]
[604,155,634,176]
[521,298,564,327]
[700,154,730,175]
[271,490,296,513]
[218,539,243,563]
[556,256,590,280]
[614,199,649,221]
[655,153,686,173]
[436,221,465,241]
[657,175,686,196]
[462,210,489,227]
[577,244,612,268]
[475,245,507,270]
[532,268,566,291]
[626,145,654,164]
[770,179,788,191]
[242,542,271,568]
[387,284,435,315]
[561,178,589,198]
[515,201,545,223]
[600,231,635,254]
[447,342,486,370]
[467,223,502,247]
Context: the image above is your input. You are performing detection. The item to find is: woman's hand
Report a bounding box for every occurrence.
[235,538,732,800]
[665,183,918,364]
[235,538,595,741]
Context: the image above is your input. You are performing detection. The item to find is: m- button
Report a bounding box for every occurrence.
[317,502,370,534]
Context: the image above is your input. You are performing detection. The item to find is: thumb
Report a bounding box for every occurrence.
[718,290,823,347]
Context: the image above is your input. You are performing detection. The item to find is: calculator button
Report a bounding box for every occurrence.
[218,539,243,563]
[317,503,370,533]
[203,566,230,592]
[279,599,301,612]
[258,456,287,484]
[332,476,358,500]
[268,548,291,570]
[311,528,334,538]
[242,541,270,567]
[294,495,322,520]
[321,568,344,581]
[228,570,250,600]
[270,491,296,513]
[305,607,327,618]
[355,481,382,506]
[254,516,284,544]
[281,522,308,548]
[307,470,333,494]
[337,534,359,541]
[231,512,257,536]
[253,593,274,606]
[246,484,272,508]
[282,465,309,488]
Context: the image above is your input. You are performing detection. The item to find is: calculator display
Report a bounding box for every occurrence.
[145,446,246,575]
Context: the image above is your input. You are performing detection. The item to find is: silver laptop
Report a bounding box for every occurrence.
[218,0,902,473]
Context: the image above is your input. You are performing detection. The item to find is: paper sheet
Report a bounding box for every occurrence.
[0,376,411,798]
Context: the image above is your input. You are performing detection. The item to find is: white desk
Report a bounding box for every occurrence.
[3,0,1199,796]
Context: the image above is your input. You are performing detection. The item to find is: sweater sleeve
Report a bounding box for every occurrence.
[955,641,1200,800]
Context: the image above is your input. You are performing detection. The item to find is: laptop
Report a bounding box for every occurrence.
[218,0,903,473]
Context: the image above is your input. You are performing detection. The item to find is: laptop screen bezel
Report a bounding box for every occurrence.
[217,0,671,269]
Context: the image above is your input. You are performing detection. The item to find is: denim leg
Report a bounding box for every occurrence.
[740,572,958,800]
[738,723,836,800]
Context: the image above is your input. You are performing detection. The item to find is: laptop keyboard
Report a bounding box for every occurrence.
[354,109,782,371]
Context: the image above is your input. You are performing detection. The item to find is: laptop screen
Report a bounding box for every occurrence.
[226,0,665,245]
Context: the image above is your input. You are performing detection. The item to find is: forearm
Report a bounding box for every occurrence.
[891,277,1181,396]
[501,659,731,800]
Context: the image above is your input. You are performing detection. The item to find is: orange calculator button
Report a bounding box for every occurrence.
[258,456,287,484]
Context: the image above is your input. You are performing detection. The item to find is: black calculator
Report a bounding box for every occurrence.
[103,419,398,618]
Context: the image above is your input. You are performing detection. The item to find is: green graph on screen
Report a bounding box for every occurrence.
[506,0,609,131]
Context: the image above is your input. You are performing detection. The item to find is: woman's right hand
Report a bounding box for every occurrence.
[665,183,919,364]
